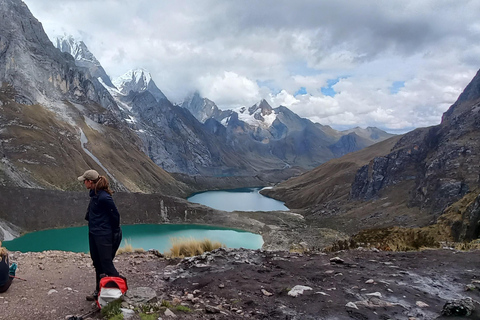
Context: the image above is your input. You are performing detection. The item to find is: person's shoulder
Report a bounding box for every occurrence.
[98,190,113,200]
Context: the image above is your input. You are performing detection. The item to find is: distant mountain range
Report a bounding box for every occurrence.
[54,35,395,176]
[0,0,393,197]
[3,0,480,249]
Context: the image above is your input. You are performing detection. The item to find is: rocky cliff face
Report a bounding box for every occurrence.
[350,69,480,215]
[0,0,189,196]
[179,92,233,123]
[54,35,115,88]
[262,68,480,236]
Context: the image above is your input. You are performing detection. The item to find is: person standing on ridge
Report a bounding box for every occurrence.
[78,169,123,301]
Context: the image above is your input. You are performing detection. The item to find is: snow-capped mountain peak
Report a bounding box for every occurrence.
[54,35,100,66]
[112,68,167,102]
[53,34,115,88]
[112,68,151,92]
[236,100,277,127]
[248,99,273,116]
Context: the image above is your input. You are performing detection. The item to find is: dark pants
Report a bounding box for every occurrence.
[89,231,122,291]
[0,277,12,293]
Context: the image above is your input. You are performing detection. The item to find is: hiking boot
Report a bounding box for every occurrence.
[85,290,98,301]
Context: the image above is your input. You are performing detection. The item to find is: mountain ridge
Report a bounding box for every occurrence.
[54,34,395,175]
[262,66,480,240]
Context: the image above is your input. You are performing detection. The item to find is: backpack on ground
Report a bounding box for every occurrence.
[97,276,128,309]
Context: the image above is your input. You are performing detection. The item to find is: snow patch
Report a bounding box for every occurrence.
[125,115,137,124]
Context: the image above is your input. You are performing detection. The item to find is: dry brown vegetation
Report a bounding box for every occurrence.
[116,239,145,255]
[325,190,480,252]
[164,237,225,258]
[0,85,189,196]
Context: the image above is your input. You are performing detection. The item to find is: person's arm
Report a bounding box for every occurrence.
[85,201,91,221]
[100,193,121,231]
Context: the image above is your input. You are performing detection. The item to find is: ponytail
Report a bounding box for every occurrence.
[93,175,114,195]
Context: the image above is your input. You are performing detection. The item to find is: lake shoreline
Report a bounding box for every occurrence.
[0,186,347,252]
[4,223,264,253]
[187,187,289,212]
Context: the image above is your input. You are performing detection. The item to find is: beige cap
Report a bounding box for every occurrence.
[77,169,99,181]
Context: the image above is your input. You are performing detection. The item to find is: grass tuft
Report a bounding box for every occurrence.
[175,305,192,312]
[116,239,145,255]
[165,237,225,258]
[139,313,159,320]
[100,298,123,319]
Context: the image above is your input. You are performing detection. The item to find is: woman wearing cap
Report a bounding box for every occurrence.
[78,169,122,301]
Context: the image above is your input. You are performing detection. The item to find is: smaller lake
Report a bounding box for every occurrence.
[187,187,289,212]
[3,224,263,253]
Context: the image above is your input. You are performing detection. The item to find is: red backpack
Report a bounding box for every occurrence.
[97,276,128,309]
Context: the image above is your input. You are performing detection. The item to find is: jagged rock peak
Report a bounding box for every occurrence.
[53,34,115,89]
[113,68,152,91]
[54,35,100,66]
[112,68,167,102]
[248,99,273,116]
[179,91,220,123]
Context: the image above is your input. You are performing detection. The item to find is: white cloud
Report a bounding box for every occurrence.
[198,72,260,108]
[23,0,480,133]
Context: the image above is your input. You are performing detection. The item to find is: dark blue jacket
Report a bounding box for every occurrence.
[85,189,121,236]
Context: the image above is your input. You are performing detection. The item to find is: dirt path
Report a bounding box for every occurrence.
[1,248,480,320]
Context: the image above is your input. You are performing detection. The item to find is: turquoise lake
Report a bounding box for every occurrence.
[3,187,285,253]
[3,224,264,253]
[187,187,289,212]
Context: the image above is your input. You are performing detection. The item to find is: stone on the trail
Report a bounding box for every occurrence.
[124,287,157,305]
[365,279,374,284]
[47,289,58,295]
[261,289,273,296]
[330,257,344,264]
[346,302,358,309]
[465,284,476,291]
[441,297,475,316]
[205,305,221,313]
[355,297,398,308]
[416,301,429,308]
[120,308,135,319]
[288,285,312,297]
[365,292,382,298]
[164,308,176,317]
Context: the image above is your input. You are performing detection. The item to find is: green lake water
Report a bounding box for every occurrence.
[3,188,285,253]
[3,224,263,253]
[187,187,289,212]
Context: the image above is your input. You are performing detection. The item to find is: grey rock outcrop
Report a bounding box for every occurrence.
[54,35,115,88]
[350,69,480,215]
[0,0,189,195]
[179,91,233,123]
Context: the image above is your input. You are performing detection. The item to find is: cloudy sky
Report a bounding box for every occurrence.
[23,0,480,133]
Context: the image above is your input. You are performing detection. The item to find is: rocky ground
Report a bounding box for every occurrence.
[1,248,480,320]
